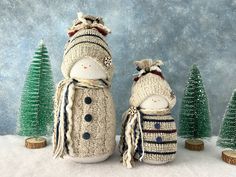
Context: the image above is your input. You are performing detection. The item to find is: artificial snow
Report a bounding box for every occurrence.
[0,136,235,177]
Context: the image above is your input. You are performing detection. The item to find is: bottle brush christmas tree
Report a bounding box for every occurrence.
[217,89,236,165]
[18,40,54,149]
[179,64,211,151]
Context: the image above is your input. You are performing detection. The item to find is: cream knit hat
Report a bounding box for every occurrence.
[129,59,176,109]
[61,13,113,80]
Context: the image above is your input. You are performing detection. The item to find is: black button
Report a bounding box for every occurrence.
[84,114,92,122]
[156,137,162,143]
[154,123,161,129]
[83,132,90,140]
[84,97,92,104]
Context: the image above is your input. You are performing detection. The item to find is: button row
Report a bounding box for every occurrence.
[83,96,92,140]
[155,123,162,143]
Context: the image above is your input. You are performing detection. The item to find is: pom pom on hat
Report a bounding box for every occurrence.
[68,12,111,37]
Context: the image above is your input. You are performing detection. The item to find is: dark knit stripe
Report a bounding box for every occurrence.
[99,79,109,86]
[55,113,60,145]
[143,129,177,134]
[65,41,111,56]
[144,151,176,155]
[69,33,107,45]
[134,70,165,81]
[142,118,175,123]
[144,140,177,144]
[142,113,171,117]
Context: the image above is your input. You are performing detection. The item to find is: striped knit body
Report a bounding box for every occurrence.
[137,109,177,164]
[119,59,177,168]
[53,15,116,163]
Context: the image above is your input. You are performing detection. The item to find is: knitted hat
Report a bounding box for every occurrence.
[129,59,176,109]
[61,13,113,80]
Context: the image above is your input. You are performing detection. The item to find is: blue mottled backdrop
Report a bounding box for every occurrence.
[0,0,236,135]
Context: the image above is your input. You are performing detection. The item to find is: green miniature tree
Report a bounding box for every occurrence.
[217,89,236,150]
[179,64,211,142]
[18,40,54,138]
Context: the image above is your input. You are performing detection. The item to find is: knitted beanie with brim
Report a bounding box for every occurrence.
[129,73,176,109]
[61,29,113,80]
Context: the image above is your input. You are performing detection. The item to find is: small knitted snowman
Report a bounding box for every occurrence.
[119,59,177,168]
[53,12,116,163]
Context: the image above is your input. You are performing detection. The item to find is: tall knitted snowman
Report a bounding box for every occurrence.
[53,12,116,163]
[119,59,177,168]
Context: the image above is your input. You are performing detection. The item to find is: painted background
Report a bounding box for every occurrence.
[0,0,236,135]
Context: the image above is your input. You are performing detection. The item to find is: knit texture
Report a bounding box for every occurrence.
[53,13,116,162]
[69,86,116,158]
[119,59,177,168]
[130,73,176,108]
[138,109,177,163]
[53,79,116,159]
[61,29,113,80]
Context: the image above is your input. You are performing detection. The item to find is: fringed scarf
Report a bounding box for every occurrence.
[119,106,145,168]
[53,78,110,158]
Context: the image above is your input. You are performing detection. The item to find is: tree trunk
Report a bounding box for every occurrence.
[25,137,47,149]
[222,150,236,165]
[185,139,204,151]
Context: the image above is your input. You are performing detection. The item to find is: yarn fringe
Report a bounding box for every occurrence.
[53,79,75,158]
[53,78,110,159]
[119,107,144,168]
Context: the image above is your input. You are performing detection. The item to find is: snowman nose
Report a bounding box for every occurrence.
[84,66,87,69]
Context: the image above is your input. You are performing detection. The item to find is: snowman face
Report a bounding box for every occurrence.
[70,57,107,79]
[140,95,169,110]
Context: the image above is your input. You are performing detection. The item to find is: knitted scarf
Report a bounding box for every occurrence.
[53,78,110,158]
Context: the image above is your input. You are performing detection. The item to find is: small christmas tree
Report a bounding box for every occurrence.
[18,40,54,148]
[217,89,236,165]
[179,64,211,151]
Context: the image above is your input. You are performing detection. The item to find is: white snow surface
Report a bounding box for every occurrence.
[0,135,235,177]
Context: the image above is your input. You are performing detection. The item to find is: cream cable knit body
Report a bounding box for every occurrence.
[69,87,116,158]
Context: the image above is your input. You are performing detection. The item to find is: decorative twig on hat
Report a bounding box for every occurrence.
[68,12,111,37]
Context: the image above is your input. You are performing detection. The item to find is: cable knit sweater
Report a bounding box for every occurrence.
[68,87,116,158]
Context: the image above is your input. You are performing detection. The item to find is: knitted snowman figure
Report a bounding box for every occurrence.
[53,13,116,163]
[119,59,177,168]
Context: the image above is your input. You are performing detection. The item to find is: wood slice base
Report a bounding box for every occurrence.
[25,137,47,149]
[222,150,236,165]
[185,139,204,151]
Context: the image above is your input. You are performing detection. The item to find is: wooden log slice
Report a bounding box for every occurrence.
[222,150,236,165]
[25,137,47,149]
[185,139,204,151]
